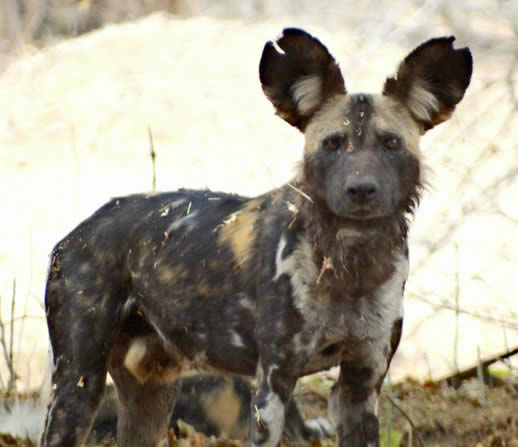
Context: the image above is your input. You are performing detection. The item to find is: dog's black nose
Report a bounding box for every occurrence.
[346,179,378,203]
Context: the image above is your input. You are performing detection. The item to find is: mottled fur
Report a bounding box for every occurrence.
[89,375,332,443]
[41,28,471,447]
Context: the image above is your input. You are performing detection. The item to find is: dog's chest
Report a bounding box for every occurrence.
[273,233,408,373]
[298,290,402,374]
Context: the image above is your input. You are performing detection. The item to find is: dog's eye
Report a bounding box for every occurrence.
[323,135,344,151]
[383,135,400,150]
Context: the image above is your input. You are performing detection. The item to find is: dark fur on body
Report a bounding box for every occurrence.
[41,29,472,447]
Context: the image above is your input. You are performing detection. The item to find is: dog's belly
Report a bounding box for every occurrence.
[132,293,259,377]
[302,341,346,374]
[295,289,405,376]
[172,304,260,376]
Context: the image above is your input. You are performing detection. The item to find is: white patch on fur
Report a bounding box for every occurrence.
[360,253,408,341]
[238,295,256,312]
[258,392,285,447]
[292,332,305,355]
[376,254,408,308]
[407,81,440,122]
[266,365,279,387]
[165,210,199,234]
[123,337,148,380]
[121,297,135,319]
[160,199,186,216]
[274,235,318,315]
[255,363,264,385]
[230,330,245,348]
[291,75,322,115]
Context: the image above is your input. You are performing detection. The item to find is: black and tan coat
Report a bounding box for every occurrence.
[41,28,472,447]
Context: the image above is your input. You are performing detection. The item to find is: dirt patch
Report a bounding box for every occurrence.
[296,374,518,447]
[0,434,33,447]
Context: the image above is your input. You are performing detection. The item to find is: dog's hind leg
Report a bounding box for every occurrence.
[41,248,127,446]
[108,334,181,447]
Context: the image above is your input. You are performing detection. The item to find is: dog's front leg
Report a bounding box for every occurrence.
[328,358,387,447]
[251,363,297,447]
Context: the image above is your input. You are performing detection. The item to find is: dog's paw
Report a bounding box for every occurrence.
[305,417,335,439]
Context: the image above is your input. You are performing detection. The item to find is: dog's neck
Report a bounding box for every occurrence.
[288,184,410,297]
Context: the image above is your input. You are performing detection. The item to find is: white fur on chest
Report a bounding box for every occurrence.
[274,233,408,366]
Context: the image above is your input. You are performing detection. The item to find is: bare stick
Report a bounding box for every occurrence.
[408,293,518,331]
[148,126,157,191]
[502,327,514,375]
[386,394,426,447]
[8,279,16,395]
[287,183,313,203]
[385,372,393,447]
[17,232,32,373]
[453,243,460,373]
[0,280,18,396]
[476,346,487,406]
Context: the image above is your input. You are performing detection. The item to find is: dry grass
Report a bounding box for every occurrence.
[0,1,517,390]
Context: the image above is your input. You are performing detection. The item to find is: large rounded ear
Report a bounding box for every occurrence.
[383,37,473,132]
[259,28,346,132]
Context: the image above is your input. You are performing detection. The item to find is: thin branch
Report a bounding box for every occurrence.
[385,394,426,447]
[409,293,518,331]
[9,279,16,394]
[1,315,46,325]
[148,126,157,192]
[453,243,460,373]
[0,280,18,396]
[287,183,313,202]
[505,51,518,110]
[0,300,12,382]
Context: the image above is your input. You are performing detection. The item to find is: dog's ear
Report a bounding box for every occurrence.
[259,28,346,131]
[383,37,472,132]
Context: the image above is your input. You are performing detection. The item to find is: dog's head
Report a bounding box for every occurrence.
[260,29,472,219]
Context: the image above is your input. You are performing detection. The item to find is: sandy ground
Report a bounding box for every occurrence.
[0,2,517,391]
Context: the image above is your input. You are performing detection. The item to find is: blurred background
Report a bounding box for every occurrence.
[0,0,516,397]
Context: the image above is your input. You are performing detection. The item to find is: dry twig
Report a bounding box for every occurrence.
[386,394,426,447]
[148,126,157,191]
[287,183,313,203]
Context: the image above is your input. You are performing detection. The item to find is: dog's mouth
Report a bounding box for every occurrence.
[339,206,388,220]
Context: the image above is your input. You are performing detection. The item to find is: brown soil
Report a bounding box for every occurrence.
[171,375,518,447]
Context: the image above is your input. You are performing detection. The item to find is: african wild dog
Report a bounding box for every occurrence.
[90,374,333,443]
[41,28,472,447]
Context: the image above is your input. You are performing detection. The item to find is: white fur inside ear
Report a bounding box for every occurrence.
[291,75,322,116]
[272,40,286,55]
[407,80,440,122]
